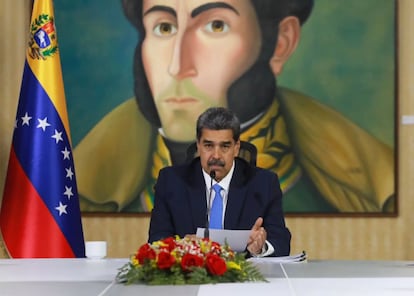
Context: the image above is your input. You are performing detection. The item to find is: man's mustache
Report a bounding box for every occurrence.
[208,159,225,167]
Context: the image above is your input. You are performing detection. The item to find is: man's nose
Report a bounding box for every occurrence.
[211,146,221,159]
[168,31,197,80]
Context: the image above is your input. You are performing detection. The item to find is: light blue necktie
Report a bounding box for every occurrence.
[210,184,223,229]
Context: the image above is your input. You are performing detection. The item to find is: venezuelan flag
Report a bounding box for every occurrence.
[0,0,85,258]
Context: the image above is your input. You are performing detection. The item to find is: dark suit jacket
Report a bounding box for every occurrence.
[149,157,291,256]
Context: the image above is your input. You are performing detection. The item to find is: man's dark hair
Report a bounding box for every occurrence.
[196,107,241,142]
[121,0,314,127]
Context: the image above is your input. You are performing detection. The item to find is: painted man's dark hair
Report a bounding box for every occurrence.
[121,0,314,127]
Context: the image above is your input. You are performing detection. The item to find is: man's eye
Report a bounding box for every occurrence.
[154,23,177,36]
[205,20,229,33]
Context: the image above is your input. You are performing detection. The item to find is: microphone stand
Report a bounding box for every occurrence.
[204,170,215,239]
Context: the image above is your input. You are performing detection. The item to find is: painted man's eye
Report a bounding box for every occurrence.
[205,20,229,33]
[154,23,177,36]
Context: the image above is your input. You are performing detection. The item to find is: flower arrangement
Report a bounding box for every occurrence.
[116,236,266,285]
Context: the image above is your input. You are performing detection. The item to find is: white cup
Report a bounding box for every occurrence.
[85,241,107,259]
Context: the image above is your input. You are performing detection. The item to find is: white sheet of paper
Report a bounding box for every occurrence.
[247,251,307,264]
[196,228,250,252]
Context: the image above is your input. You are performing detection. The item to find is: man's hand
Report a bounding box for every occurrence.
[247,217,267,255]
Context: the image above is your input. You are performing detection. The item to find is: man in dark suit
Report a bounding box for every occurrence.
[149,107,291,257]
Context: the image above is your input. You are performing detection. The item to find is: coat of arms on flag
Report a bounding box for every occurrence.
[29,13,58,60]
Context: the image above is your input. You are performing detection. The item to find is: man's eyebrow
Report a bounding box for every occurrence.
[143,5,176,18]
[202,140,232,145]
[220,141,233,145]
[191,2,240,18]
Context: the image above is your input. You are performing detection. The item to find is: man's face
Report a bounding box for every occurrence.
[141,0,262,142]
[197,128,240,181]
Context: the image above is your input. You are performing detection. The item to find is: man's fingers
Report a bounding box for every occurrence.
[253,217,263,230]
[249,217,264,241]
[248,218,266,254]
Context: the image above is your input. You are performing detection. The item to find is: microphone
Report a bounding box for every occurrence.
[204,170,216,239]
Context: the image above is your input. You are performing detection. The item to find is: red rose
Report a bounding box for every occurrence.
[180,253,204,271]
[136,243,156,264]
[157,251,176,269]
[160,237,177,252]
[205,254,227,276]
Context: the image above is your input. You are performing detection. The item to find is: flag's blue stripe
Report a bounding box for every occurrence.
[12,61,84,257]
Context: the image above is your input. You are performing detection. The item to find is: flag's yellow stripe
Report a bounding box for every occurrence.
[26,54,70,138]
[26,0,71,140]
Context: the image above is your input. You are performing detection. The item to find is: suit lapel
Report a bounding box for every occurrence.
[185,159,208,229]
[224,159,250,229]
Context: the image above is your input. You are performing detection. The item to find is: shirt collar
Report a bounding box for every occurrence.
[202,160,235,192]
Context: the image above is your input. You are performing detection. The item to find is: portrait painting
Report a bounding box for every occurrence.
[54,0,396,215]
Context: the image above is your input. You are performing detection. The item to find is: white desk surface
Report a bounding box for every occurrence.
[0,258,413,296]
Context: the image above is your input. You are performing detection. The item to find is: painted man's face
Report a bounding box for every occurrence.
[141,0,262,142]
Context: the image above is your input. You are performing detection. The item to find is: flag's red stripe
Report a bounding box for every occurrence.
[0,148,75,258]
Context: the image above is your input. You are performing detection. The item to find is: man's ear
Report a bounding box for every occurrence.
[233,139,241,157]
[269,16,301,76]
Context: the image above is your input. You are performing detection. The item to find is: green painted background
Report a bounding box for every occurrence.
[55,0,395,148]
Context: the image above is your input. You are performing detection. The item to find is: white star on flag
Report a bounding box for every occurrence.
[63,186,74,200]
[65,167,74,180]
[61,147,71,160]
[55,202,68,216]
[51,129,63,143]
[37,117,51,131]
[21,112,32,126]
